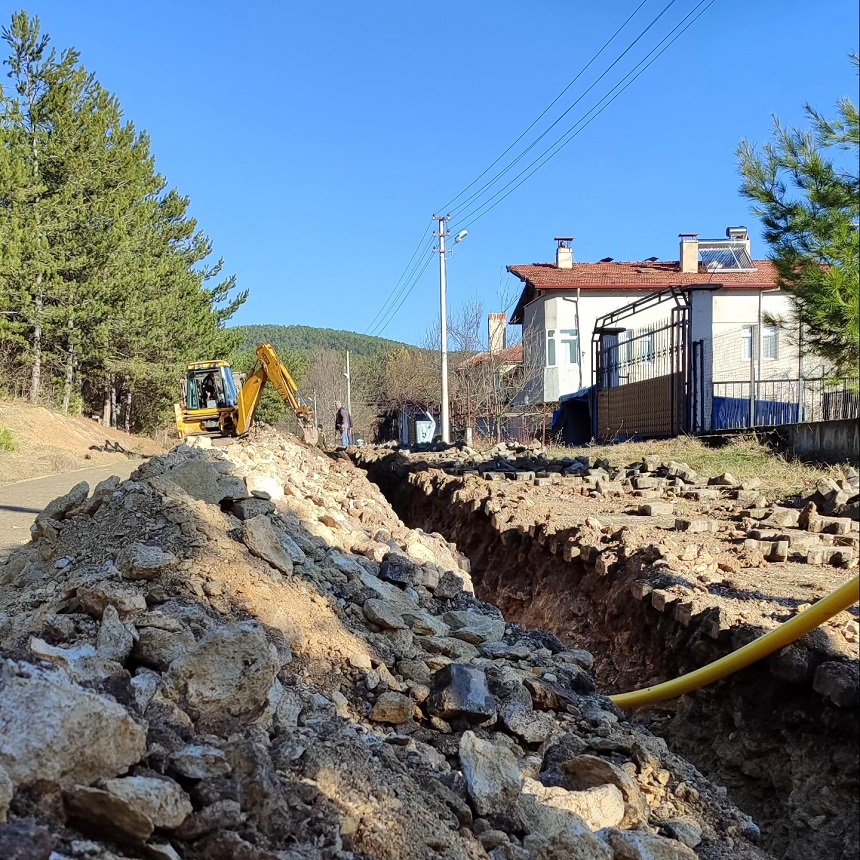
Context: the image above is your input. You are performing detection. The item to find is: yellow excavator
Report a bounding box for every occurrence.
[174,343,316,443]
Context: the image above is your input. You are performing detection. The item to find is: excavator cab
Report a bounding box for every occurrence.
[182,363,239,411]
[175,360,241,438]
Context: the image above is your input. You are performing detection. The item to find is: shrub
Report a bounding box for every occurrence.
[0,426,17,452]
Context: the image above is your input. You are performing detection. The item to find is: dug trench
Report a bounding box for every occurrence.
[354,447,860,860]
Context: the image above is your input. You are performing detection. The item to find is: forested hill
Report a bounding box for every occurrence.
[233,325,408,357]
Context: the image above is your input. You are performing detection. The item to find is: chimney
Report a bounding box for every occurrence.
[679,233,699,274]
[555,237,574,269]
[488,313,507,353]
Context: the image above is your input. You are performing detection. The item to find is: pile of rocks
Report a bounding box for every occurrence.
[0,429,771,859]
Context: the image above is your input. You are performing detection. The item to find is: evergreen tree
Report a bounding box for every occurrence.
[738,57,859,378]
[0,11,246,428]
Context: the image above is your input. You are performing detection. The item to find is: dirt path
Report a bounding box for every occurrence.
[0,462,139,554]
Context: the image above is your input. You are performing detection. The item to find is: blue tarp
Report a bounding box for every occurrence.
[712,396,800,430]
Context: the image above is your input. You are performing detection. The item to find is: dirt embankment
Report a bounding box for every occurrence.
[0,430,770,860]
[0,400,163,485]
[353,445,859,860]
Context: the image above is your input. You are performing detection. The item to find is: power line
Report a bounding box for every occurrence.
[367,240,435,337]
[445,0,683,220]
[369,248,435,338]
[363,220,433,334]
[449,0,717,233]
[436,0,651,213]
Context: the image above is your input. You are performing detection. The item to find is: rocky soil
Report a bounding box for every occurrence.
[0,429,773,860]
[353,442,859,860]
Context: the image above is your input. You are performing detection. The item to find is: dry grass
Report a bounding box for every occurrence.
[545,435,840,499]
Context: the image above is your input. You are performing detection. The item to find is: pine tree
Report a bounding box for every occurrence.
[738,57,859,378]
[0,11,246,427]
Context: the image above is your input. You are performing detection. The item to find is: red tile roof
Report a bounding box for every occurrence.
[507,259,779,289]
[457,343,523,371]
[507,259,780,323]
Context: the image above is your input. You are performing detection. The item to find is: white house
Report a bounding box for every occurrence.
[507,228,803,406]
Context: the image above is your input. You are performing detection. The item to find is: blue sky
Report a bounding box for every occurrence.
[17,1,860,344]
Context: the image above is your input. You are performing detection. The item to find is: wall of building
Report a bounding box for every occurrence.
[518,286,811,404]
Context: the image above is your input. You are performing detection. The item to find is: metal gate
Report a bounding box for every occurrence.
[592,288,693,440]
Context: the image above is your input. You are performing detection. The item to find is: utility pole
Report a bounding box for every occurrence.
[344,350,352,415]
[434,214,451,444]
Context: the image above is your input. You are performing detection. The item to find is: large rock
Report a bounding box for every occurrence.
[369,691,414,724]
[77,580,147,619]
[102,775,192,829]
[428,664,497,723]
[459,731,522,816]
[443,610,506,645]
[162,621,279,732]
[96,604,134,663]
[600,828,697,859]
[363,598,407,630]
[246,472,285,501]
[133,625,195,671]
[563,755,649,824]
[117,543,178,581]
[499,701,555,744]
[164,459,223,504]
[169,744,232,780]
[64,784,154,842]
[517,794,612,857]
[522,777,625,831]
[0,673,146,787]
[231,497,277,520]
[38,481,89,521]
[242,516,294,574]
[216,475,249,502]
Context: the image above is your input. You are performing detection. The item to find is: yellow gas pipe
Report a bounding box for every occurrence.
[610,575,859,710]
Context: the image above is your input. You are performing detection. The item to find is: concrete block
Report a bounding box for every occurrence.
[640,503,674,517]
[675,518,718,534]
[595,480,625,495]
[630,580,653,600]
[650,589,678,612]
[513,471,535,482]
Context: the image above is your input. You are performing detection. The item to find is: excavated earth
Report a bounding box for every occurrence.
[353,444,860,860]
[0,428,775,860]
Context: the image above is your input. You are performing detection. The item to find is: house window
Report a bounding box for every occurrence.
[560,329,579,364]
[741,325,779,361]
[763,325,779,360]
[639,331,655,363]
[546,330,556,366]
[741,326,754,361]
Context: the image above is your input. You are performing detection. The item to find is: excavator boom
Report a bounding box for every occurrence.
[235,343,315,441]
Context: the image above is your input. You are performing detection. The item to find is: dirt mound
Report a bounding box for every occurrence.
[0,429,769,859]
[0,400,163,484]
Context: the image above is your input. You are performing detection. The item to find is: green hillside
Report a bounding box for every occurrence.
[232,324,408,357]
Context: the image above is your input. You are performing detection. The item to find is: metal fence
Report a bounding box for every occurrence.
[713,376,859,430]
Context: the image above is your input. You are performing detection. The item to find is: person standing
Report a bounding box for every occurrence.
[334,401,353,447]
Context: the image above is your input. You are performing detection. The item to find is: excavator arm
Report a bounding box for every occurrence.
[235,343,316,442]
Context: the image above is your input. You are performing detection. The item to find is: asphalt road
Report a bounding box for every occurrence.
[0,461,139,554]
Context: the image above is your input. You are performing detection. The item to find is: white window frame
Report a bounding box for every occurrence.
[559,329,579,365]
[639,331,655,363]
[762,325,779,360]
[741,325,754,361]
[546,329,557,367]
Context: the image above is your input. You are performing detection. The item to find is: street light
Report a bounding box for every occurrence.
[434,215,468,444]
